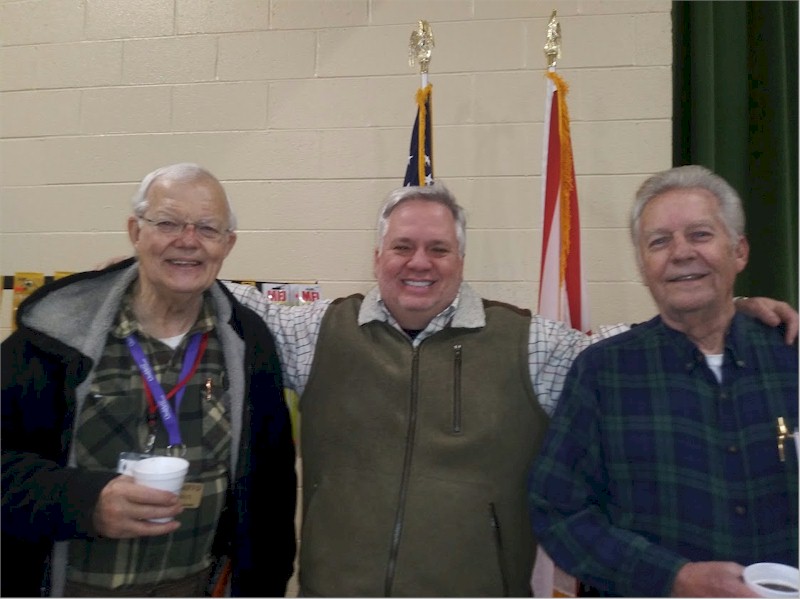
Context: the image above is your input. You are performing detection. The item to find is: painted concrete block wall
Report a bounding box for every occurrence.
[0,0,671,339]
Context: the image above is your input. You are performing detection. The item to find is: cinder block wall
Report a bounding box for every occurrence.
[0,0,670,338]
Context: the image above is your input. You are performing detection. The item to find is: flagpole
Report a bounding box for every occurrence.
[404,20,434,187]
[536,9,568,593]
[533,10,583,596]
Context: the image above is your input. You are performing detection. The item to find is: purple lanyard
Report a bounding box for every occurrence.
[126,332,203,449]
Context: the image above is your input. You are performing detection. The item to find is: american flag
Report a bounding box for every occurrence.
[403,84,433,186]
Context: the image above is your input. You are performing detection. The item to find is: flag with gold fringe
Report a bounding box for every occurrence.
[537,70,589,332]
[403,84,433,186]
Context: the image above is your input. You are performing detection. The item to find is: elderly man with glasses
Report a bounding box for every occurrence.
[1,163,297,597]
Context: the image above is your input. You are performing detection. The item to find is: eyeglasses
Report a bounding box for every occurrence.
[138,216,231,242]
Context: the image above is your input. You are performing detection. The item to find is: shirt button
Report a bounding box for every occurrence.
[727,445,739,453]
[735,505,747,516]
[719,391,728,400]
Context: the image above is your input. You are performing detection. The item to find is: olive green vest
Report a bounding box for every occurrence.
[299,295,549,597]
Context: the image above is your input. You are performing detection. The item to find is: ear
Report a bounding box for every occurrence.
[455,252,465,282]
[734,235,749,273]
[222,231,237,258]
[635,252,650,288]
[128,216,141,246]
[373,247,380,279]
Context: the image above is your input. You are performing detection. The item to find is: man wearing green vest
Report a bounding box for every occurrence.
[228,182,796,597]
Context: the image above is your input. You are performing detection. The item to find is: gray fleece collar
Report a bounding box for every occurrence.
[357,282,486,329]
[22,265,140,357]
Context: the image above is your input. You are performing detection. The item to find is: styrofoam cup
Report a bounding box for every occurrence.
[132,456,189,523]
[743,563,800,598]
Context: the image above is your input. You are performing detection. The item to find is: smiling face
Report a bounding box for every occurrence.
[128,174,236,304]
[637,187,748,325]
[374,198,465,330]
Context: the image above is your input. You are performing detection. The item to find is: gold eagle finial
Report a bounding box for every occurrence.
[409,20,435,74]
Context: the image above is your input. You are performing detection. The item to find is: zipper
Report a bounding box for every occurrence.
[489,503,510,597]
[452,344,463,434]
[384,347,421,596]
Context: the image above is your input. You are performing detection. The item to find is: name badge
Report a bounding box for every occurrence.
[179,482,203,509]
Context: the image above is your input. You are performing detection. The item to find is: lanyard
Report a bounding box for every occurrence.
[126,332,208,454]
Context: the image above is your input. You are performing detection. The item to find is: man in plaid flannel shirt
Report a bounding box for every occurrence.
[529,166,798,597]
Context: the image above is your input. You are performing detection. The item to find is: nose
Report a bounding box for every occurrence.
[407,247,432,269]
[174,223,202,244]
[671,234,696,261]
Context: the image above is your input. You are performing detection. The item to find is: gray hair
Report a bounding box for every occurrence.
[630,164,745,248]
[376,182,467,256]
[130,162,238,231]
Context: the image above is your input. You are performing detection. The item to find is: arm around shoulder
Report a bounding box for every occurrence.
[735,296,798,344]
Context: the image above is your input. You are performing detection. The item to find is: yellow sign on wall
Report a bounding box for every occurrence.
[12,272,45,331]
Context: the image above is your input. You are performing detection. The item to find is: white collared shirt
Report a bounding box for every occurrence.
[225,282,625,416]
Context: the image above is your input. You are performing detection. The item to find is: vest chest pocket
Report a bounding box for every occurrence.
[452,344,462,434]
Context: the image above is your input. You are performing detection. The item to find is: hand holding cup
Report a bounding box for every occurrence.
[93,472,183,538]
[132,456,189,523]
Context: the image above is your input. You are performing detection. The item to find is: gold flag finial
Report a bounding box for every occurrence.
[544,10,561,68]
[409,20,435,74]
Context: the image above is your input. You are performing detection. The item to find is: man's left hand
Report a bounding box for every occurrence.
[736,297,798,344]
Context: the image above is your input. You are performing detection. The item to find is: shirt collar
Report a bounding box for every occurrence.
[357,282,486,340]
[112,281,216,341]
[655,311,750,372]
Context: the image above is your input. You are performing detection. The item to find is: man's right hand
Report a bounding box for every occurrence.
[671,561,760,597]
[92,475,183,538]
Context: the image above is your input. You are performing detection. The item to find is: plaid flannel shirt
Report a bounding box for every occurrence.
[529,313,799,597]
[67,291,230,590]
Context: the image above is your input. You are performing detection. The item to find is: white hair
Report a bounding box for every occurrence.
[130,162,238,230]
[631,164,745,248]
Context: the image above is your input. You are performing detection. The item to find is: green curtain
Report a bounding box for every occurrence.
[673,0,798,308]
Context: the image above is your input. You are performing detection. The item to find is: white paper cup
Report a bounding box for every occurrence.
[743,562,800,598]
[132,456,189,523]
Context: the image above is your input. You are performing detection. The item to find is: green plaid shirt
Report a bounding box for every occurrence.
[66,288,231,590]
[530,314,798,596]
